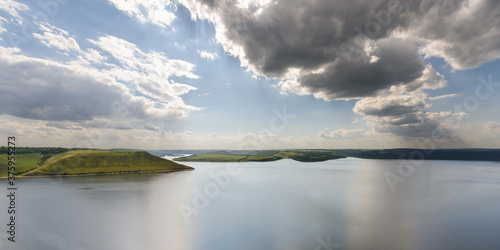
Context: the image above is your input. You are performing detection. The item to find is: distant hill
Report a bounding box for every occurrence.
[355,148,500,161]
[20,150,193,176]
[173,148,500,163]
[174,150,348,162]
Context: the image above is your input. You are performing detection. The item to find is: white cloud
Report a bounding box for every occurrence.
[88,35,200,111]
[90,35,199,79]
[0,6,201,123]
[107,0,176,28]
[197,49,218,60]
[33,23,81,52]
[319,128,365,139]
[0,16,8,34]
[0,0,28,21]
[430,94,460,101]
[82,48,107,64]
[174,42,186,50]
[0,116,203,149]
[0,45,198,121]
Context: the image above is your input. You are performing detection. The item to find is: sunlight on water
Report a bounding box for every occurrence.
[1,159,500,250]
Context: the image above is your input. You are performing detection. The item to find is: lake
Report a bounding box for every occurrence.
[1,158,500,250]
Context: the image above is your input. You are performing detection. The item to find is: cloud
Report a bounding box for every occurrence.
[81,49,107,64]
[46,121,83,130]
[89,35,199,106]
[178,0,429,99]
[144,124,160,131]
[0,16,8,34]
[174,42,186,50]
[348,62,458,139]
[319,128,365,139]
[0,0,28,21]
[294,38,426,100]
[353,85,466,139]
[33,23,81,52]
[179,0,500,88]
[87,35,202,116]
[0,8,202,124]
[429,94,459,101]
[79,120,133,130]
[401,0,500,70]
[0,46,197,121]
[107,0,176,28]
[178,0,500,139]
[197,49,218,60]
[47,120,133,132]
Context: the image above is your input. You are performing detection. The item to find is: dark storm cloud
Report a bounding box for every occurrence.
[216,0,410,78]
[298,38,425,99]
[180,0,419,97]
[353,89,467,139]
[407,0,500,69]
[180,0,498,139]
[180,0,500,97]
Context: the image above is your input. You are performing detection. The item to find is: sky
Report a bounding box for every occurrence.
[0,0,499,150]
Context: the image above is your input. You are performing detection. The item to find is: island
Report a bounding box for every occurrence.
[0,148,193,177]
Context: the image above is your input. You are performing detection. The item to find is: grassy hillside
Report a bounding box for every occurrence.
[0,153,43,177]
[174,150,348,162]
[21,150,193,176]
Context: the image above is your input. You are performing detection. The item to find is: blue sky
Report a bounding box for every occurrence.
[0,0,499,150]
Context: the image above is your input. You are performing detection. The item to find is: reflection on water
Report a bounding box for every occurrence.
[1,158,500,249]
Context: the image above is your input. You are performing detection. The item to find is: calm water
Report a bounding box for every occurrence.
[1,158,500,250]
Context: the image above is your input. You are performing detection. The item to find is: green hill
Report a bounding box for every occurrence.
[21,150,193,176]
[0,153,44,177]
[174,150,348,162]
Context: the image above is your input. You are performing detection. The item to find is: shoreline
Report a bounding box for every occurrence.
[1,168,193,179]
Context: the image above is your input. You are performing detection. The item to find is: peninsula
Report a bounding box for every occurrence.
[0,148,193,177]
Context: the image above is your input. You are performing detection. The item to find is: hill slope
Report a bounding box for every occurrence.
[21,150,193,176]
[0,153,43,177]
[174,150,348,162]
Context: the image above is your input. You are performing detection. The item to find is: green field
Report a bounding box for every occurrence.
[0,153,43,177]
[174,153,249,162]
[19,150,193,176]
[174,150,348,162]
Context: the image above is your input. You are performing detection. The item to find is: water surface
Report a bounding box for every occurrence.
[1,158,500,249]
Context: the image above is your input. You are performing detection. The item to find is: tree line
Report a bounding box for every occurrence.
[0,147,85,155]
